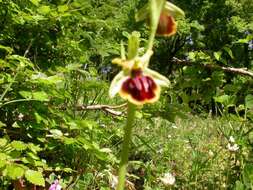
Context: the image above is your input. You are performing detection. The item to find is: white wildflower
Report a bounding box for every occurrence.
[229,136,235,143]
[208,150,214,157]
[171,124,177,129]
[18,113,24,121]
[160,172,175,186]
[109,174,118,189]
[227,143,239,152]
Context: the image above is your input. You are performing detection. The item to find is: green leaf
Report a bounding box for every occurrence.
[31,73,63,84]
[25,170,45,186]
[33,91,49,101]
[245,95,253,109]
[243,164,253,188]
[214,51,222,61]
[27,143,42,153]
[0,121,6,128]
[38,6,51,14]
[188,52,196,61]
[58,5,69,13]
[63,167,73,173]
[122,31,130,39]
[12,122,21,128]
[49,129,63,138]
[0,138,7,147]
[0,159,6,168]
[27,152,40,160]
[223,47,234,59]
[235,181,245,190]
[11,141,27,151]
[19,91,32,99]
[214,95,235,107]
[29,0,41,6]
[6,164,25,179]
[19,91,49,101]
[0,45,13,54]
[63,137,76,145]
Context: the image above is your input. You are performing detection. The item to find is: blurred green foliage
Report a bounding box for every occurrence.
[0,0,253,189]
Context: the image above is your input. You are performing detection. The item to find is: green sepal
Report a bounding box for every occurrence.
[164,1,185,17]
[120,41,126,60]
[128,31,141,59]
[135,0,185,22]
[109,71,127,98]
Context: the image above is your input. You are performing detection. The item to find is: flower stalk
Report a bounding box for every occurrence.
[111,1,184,189]
[116,31,139,190]
[116,102,136,190]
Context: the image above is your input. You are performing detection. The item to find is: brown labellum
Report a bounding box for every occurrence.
[156,12,177,37]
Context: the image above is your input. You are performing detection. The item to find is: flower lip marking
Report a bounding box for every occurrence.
[120,69,160,105]
[156,12,177,37]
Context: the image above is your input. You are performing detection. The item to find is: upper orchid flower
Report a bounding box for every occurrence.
[109,33,170,105]
[136,0,185,37]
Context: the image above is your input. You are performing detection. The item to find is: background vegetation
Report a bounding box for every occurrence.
[0,0,252,189]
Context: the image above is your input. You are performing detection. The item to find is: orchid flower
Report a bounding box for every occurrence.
[136,0,185,37]
[109,48,170,105]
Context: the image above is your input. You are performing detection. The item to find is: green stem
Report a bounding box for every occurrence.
[146,0,164,51]
[116,102,136,190]
[147,30,156,51]
[0,98,39,108]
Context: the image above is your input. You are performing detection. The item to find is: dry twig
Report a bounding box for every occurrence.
[60,103,127,116]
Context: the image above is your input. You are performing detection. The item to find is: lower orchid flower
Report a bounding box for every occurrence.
[109,50,170,105]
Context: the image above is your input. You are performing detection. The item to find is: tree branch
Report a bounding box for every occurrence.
[172,57,253,78]
[60,103,127,116]
[23,39,34,57]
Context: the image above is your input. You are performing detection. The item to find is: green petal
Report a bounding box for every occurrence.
[109,71,128,98]
[164,1,185,17]
[144,68,170,87]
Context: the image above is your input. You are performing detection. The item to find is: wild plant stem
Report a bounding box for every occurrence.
[147,30,156,51]
[116,102,136,190]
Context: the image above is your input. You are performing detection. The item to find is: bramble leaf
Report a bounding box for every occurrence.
[25,170,45,186]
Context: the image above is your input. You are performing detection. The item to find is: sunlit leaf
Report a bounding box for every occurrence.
[11,141,27,151]
[245,95,253,109]
[49,129,63,138]
[214,51,222,61]
[58,5,69,13]
[0,138,7,147]
[29,0,41,6]
[25,170,45,186]
[6,164,25,179]
[38,6,51,14]
[223,47,234,59]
